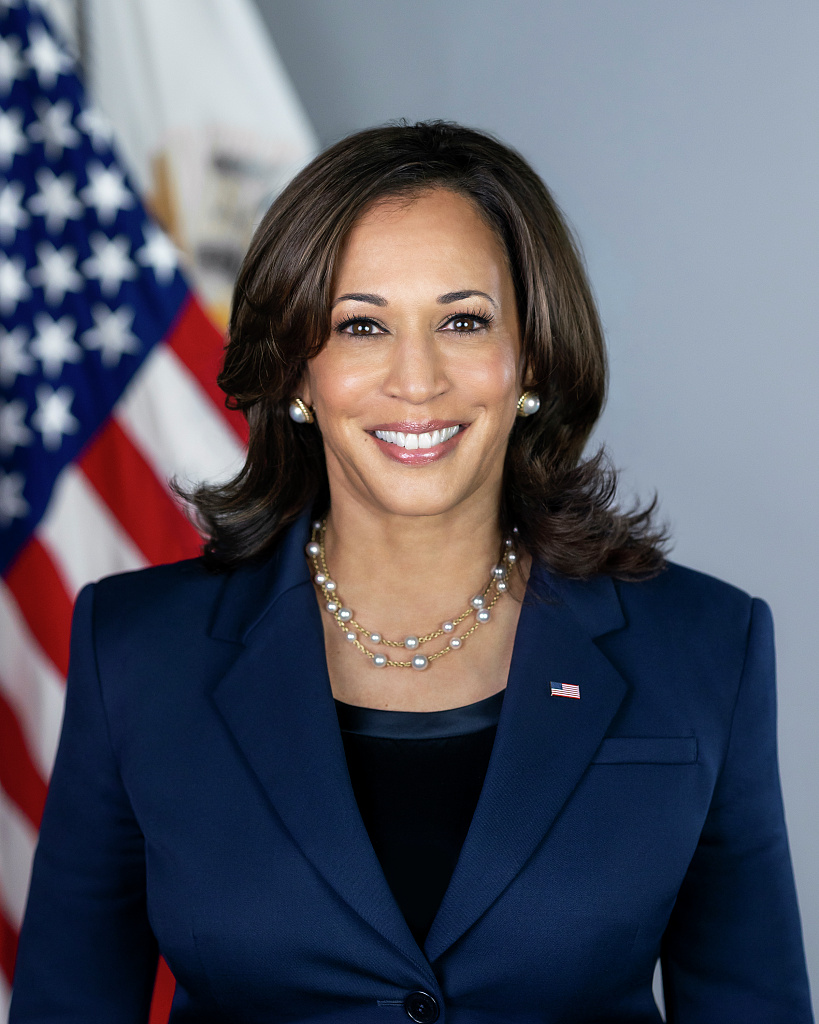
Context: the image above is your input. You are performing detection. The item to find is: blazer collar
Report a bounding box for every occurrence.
[209,514,630,970]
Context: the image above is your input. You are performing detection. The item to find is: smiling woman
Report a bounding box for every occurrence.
[9,122,813,1023]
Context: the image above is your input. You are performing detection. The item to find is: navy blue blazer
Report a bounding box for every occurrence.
[11,512,813,1023]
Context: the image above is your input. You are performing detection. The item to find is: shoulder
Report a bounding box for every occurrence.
[615,559,763,641]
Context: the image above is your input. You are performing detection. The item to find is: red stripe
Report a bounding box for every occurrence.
[79,419,202,565]
[166,296,248,444]
[4,539,73,678]
[149,957,176,1024]
[0,692,47,830]
[0,908,18,987]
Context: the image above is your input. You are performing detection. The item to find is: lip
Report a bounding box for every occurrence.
[367,421,468,466]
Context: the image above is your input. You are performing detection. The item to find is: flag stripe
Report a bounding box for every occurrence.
[0,694,47,831]
[0,582,65,779]
[38,467,148,601]
[0,786,37,933]
[4,541,73,678]
[79,420,201,566]
[0,909,17,990]
[0,965,10,1021]
[116,346,245,490]
[166,296,247,444]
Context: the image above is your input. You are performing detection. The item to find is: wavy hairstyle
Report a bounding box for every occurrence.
[183,120,668,578]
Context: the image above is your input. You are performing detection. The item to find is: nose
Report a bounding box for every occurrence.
[383,329,449,405]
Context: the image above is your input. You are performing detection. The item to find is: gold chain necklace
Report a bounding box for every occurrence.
[305,518,517,670]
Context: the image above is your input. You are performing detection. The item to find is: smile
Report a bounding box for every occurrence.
[374,425,461,449]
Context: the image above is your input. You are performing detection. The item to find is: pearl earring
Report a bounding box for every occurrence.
[516,391,540,417]
[288,398,314,424]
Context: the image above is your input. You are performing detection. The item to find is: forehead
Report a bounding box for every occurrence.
[333,188,511,293]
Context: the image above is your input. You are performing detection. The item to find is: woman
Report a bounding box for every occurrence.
[11,122,813,1022]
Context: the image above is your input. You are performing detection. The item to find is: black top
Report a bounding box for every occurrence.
[335,689,505,946]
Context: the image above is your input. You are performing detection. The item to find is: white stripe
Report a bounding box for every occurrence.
[0,784,37,933]
[0,583,65,780]
[116,345,245,489]
[0,969,10,1024]
[38,465,147,600]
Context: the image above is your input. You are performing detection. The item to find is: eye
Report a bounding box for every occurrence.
[440,309,494,334]
[334,316,386,336]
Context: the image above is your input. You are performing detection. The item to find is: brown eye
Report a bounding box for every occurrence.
[337,319,384,336]
[444,315,487,333]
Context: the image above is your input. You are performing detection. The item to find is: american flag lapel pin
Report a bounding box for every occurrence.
[550,681,581,699]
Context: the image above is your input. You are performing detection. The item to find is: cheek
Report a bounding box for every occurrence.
[308,350,381,418]
[450,346,519,406]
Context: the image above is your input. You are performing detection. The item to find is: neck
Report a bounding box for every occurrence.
[320,499,509,637]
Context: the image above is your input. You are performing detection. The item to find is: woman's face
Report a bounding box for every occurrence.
[302,188,523,521]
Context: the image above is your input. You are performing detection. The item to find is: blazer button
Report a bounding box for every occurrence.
[401,991,438,1024]
[403,990,440,1023]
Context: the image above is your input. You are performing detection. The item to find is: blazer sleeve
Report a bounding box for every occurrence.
[9,583,159,1022]
[660,597,814,1023]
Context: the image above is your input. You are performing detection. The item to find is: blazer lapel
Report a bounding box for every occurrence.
[209,514,432,978]
[424,567,630,963]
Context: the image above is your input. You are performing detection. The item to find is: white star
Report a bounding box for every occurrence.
[24,23,72,89]
[81,304,139,367]
[0,35,25,94]
[80,162,135,225]
[76,107,113,152]
[27,98,79,159]
[0,469,29,528]
[0,326,33,386]
[0,253,31,314]
[0,107,28,168]
[31,383,79,450]
[29,241,83,306]
[0,397,32,455]
[81,233,137,296]
[0,178,30,242]
[30,312,81,377]
[27,167,82,233]
[136,224,178,284]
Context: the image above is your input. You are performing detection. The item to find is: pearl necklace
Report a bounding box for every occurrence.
[305,518,517,670]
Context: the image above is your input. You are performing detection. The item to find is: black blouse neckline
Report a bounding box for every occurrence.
[334,688,505,740]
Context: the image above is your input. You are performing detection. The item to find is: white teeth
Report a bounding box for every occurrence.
[374,425,461,449]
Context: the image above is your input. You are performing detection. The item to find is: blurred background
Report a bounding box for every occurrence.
[1,1,816,1019]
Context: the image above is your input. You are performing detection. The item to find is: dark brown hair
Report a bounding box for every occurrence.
[184,120,668,578]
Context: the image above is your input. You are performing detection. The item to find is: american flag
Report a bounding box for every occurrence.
[550,682,581,700]
[0,2,246,1018]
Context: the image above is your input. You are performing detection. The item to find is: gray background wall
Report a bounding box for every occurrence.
[254,0,819,1008]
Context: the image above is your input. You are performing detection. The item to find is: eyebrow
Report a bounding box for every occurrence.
[331,289,498,308]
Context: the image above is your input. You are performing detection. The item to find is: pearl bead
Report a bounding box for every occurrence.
[324,579,337,592]
[520,393,541,416]
[345,631,357,642]
[404,635,420,650]
[449,637,462,649]
[442,621,455,633]
[505,537,514,548]
[492,565,506,579]
[373,654,388,668]
[476,608,491,623]
[305,541,320,557]
[312,520,323,532]
[338,607,353,622]
[506,551,517,564]
[471,595,485,609]
[313,572,327,586]
[369,632,382,644]
[512,526,519,534]
[326,601,339,613]
[411,654,429,671]
[496,580,508,592]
